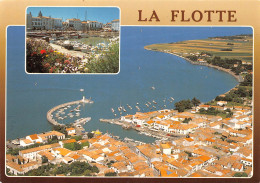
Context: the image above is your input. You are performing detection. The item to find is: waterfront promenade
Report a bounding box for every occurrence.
[47,97,93,126]
[49,43,89,58]
[100,118,185,140]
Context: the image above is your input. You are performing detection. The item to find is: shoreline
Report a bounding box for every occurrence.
[100,118,185,141]
[144,48,242,83]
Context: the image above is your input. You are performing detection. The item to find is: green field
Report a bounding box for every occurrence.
[145,35,253,62]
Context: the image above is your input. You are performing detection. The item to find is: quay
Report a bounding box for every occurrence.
[47,97,93,126]
[99,118,185,140]
[49,43,88,59]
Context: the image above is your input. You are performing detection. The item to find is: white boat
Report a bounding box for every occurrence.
[136,106,140,111]
[63,40,73,50]
[80,33,89,38]
[111,108,115,113]
[73,44,82,51]
[170,97,175,101]
[81,45,89,52]
[70,34,78,39]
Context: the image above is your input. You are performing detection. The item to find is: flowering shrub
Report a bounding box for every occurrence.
[26,38,119,73]
[40,50,47,54]
[84,42,119,73]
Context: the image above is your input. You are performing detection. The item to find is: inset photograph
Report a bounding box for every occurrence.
[26,7,120,73]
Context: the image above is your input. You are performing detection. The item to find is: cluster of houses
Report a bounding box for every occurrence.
[26,11,120,31]
[121,103,252,134]
[6,102,252,177]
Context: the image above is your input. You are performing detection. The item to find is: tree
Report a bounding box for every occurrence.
[48,135,58,144]
[85,43,119,73]
[91,165,99,173]
[83,169,92,176]
[87,132,94,139]
[71,135,82,141]
[183,118,192,123]
[240,74,252,86]
[74,142,81,150]
[7,148,19,156]
[52,125,67,136]
[233,172,248,177]
[41,155,48,164]
[18,158,21,165]
[174,99,193,112]
[191,97,201,107]
[105,172,117,176]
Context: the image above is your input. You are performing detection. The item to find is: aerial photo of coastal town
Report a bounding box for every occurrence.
[26,7,119,73]
[6,25,253,177]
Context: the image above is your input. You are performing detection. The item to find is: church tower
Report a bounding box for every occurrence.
[38,11,43,17]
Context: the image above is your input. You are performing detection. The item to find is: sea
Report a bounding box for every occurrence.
[6,26,252,143]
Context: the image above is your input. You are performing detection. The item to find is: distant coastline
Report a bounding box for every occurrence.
[144,47,242,83]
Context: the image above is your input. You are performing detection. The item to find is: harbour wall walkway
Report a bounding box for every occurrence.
[47,98,93,126]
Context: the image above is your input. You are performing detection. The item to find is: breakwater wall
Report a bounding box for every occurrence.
[47,98,93,126]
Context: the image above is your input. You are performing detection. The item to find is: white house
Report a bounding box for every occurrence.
[111,19,120,31]
[66,18,82,30]
[217,101,228,106]
[20,139,34,147]
[160,144,171,155]
[66,128,76,136]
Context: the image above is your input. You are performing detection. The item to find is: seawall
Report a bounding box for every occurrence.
[47,98,93,126]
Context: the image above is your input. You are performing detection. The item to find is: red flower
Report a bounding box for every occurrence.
[49,67,55,73]
[49,49,54,53]
[64,60,71,65]
[44,63,50,68]
[40,50,46,54]
[31,51,37,56]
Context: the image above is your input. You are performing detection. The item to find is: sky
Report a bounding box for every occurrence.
[27,7,119,24]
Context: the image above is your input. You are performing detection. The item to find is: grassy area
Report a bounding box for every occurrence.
[145,35,253,62]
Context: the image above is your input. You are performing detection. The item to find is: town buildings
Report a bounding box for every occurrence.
[27,11,62,30]
[6,103,253,177]
[111,19,120,31]
[26,11,118,31]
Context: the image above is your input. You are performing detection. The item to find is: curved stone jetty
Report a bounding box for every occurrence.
[47,97,93,126]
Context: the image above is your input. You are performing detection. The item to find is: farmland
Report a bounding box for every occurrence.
[144,35,253,62]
